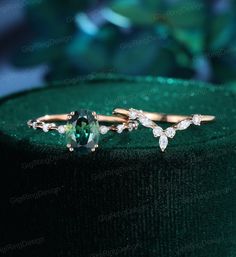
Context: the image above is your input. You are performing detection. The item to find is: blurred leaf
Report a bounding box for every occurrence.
[173,29,204,55]
[10,0,236,84]
[156,1,205,56]
[208,14,234,50]
[110,2,156,26]
[142,0,162,10]
[12,35,71,67]
[26,0,76,37]
[67,35,108,72]
[165,1,205,29]
[148,48,177,76]
[212,57,236,83]
[113,33,160,74]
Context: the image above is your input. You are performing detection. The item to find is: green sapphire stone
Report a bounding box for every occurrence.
[66,110,99,152]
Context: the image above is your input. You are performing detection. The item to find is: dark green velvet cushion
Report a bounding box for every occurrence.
[0,76,235,257]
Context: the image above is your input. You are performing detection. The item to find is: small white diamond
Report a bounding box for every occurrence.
[58,125,66,134]
[192,114,202,126]
[117,124,125,133]
[129,109,138,120]
[159,135,168,152]
[165,127,176,138]
[139,116,153,127]
[153,126,163,137]
[100,126,109,134]
[176,120,191,130]
[128,123,133,131]
[32,122,37,130]
[43,124,50,132]
[133,121,139,130]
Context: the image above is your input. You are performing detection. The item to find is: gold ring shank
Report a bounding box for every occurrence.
[113,108,215,123]
[96,115,128,123]
[27,112,130,134]
[35,113,128,123]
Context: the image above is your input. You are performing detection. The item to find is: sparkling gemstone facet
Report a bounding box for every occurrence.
[165,127,176,138]
[100,126,109,135]
[153,126,163,137]
[192,114,202,126]
[128,123,134,131]
[117,124,125,133]
[176,120,191,130]
[43,124,49,132]
[129,109,138,120]
[159,135,168,152]
[58,125,66,134]
[32,122,37,130]
[139,116,153,127]
[66,110,99,152]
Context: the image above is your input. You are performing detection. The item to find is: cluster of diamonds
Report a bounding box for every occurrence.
[128,108,202,152]
[28,120,66,134]
[99,121,139,135]
[28,120,138,135]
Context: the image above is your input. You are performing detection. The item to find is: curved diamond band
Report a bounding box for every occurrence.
[113,108,215,152]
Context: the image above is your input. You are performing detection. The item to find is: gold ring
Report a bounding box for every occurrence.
[27,109,134,153]
[113,108,215,152]
[27,108,215,153]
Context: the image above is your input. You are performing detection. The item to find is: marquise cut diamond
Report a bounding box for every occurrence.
[153,126,163,137]
[129,109,138,120]
[165,127,176,138]
[176,120,191,130]
[139,116,153,127]
[128,108,206,152]
[32,122,37,130]
[159,135,168,152]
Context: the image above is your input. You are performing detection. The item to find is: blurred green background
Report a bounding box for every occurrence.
[1,0,236,95]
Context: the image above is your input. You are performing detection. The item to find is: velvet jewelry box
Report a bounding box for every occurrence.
[0,75,235,257]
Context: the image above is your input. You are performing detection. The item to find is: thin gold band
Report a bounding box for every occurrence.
[113,108,215,123]
[27,111,131,134]
[29,109,215,125]
[34,113,128,123]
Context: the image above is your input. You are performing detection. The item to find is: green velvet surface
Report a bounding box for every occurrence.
[0,76,236,257]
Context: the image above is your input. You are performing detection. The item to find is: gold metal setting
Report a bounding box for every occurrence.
[27,108,215,153]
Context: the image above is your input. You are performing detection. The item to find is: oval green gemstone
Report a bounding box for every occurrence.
[66,110,99,152]
[75,117,90,145]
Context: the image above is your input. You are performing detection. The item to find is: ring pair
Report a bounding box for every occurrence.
[27,108,215,153]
